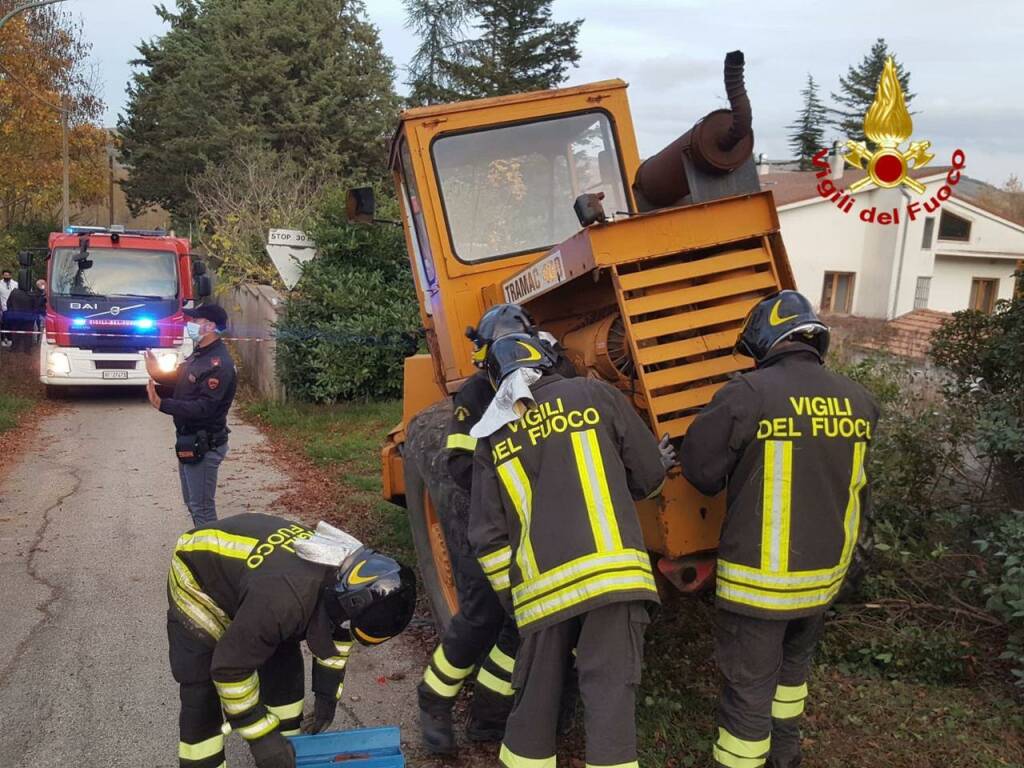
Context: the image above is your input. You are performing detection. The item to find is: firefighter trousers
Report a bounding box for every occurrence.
[167,612,305,768]
[500,600,650,768]
[712,609,825,768]
[419,552,519,728]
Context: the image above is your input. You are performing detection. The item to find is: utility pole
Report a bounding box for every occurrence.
[61,106,69,229]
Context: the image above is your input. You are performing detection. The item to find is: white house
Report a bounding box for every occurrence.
[761,163,1024,318]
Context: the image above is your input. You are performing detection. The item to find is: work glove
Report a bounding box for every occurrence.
[301,693,338,735]
[248,729,295,768]
[658,433,678,471]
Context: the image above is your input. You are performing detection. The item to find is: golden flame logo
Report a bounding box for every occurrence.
[844,57,934,194]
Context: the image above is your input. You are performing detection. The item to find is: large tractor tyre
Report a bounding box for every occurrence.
[403,399,471,634]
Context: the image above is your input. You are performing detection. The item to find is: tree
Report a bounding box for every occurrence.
[978,176,1024,227]
[404,0,472,105]
[830,38,914,144]
[0,1,107,243]
[787,74,827,170]
[118,0,400,222]
[439,0,582,100]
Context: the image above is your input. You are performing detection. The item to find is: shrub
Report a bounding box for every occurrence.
[276,188,421,401]
[970,509,1024,687]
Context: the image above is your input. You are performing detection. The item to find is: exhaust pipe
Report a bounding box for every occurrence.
[633,50,756,210]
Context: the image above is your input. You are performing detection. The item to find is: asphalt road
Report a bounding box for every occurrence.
[0,394,428,768]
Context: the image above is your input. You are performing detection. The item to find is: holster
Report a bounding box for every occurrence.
[176,430,210,464]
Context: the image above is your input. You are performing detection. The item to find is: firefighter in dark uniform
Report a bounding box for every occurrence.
[167,512,416,768]
[680,291,880,768]
[470,334,671,768]
[418,304,578,754]
[147,305,237,527]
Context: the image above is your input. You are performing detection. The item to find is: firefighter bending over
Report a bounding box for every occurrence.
[420,303,577,754]
[681,291,879,768]
[470,334,672,768]
[167,513,416,768]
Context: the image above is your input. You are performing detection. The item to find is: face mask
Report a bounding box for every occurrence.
[185,322,202,342]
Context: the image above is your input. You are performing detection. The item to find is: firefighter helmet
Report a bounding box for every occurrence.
[485,333,558,388]
[466,304,536,368]
[323,548,417,646]
[735,290,830,363]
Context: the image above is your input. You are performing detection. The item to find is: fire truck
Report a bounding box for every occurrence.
[17,226,211,396]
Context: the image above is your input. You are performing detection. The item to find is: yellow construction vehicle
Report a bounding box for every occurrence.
[366,51,795,628]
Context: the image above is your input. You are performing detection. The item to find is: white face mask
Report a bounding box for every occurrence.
[185,322,202,342]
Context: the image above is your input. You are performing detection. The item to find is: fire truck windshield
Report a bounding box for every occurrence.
[431,110,628,263]
[51,247,179,299]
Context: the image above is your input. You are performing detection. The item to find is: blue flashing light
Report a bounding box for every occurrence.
[135,317,155,330]
[72,317,87,328]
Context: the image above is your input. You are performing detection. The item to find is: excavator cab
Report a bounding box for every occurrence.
[379,53,795,628]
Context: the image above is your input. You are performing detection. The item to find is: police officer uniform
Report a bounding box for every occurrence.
[470,336,665,768]
[167,513,416,768]
[159,306,237,527]
[681,291,880,768]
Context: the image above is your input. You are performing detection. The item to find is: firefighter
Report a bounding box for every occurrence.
[418,304,578,754]
[680,290,880,768]
[146,305,237,527]
[470,333,673,768]
[167,512,416,768]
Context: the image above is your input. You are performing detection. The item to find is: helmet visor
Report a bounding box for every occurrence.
[351,581,417,645]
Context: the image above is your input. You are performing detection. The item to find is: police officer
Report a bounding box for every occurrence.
[167,513,416,768]
[147,305,237,527]
[470,333,670,768]
[418,304,577,754]
[680,290,879,768]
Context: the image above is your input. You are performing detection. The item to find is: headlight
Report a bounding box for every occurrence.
[157,352,178,373]
[49,351,71,375]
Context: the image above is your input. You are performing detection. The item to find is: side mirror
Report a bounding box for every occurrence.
[16,251,33,267]
[192,259,207,277]
[196,275,212,298]
[346,187,376,224]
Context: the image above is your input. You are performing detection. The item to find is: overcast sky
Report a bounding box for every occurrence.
[74,0,1021,186]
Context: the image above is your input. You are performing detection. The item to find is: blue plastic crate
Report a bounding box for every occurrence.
[289,727,404,768]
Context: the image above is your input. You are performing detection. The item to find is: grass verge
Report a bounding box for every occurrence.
[0,351,51,476]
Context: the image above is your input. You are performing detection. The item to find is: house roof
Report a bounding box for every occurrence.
[855,309,952,361]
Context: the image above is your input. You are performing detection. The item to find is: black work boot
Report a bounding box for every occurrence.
[418,685,456,755]
[466,685,512,743]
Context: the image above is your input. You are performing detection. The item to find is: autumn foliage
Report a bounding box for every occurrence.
[0,1,107,237]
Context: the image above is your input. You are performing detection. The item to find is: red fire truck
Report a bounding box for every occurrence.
[18,226,212,396]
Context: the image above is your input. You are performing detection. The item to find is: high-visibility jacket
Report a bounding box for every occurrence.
[469,374,665,635]
[681,345,880,620]
[167,513,352,742]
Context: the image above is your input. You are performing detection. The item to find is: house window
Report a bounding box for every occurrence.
[921,217,935,249]
[969,278,999,313]
[821,272,856,313]
[938,211,971,242]
[914,276,931,309]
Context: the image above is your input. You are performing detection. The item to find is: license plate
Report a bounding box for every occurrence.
[102,370,129,380]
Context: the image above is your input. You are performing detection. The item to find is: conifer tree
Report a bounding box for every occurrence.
[830,38,914,144]
[404,0,472,105]
[787,74,827,170]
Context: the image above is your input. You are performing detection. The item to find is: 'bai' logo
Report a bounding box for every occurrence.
[812,56,967,226]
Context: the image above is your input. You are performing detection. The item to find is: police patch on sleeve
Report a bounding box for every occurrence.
[208,377,220,390]
[212,357,221,367]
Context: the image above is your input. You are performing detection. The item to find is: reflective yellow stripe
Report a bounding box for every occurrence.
[178,734,224,761]
[714,727,770,767]
[480,546,512,573]
[168,556,230,639]
[488,645,515,674]
[476,666,514,696]
[176,530,258,559]
[215,673,260,716]
[717,579,842,611]
[267,700,304,720]
[446,432,478,452]
[497,459,539,580]
[486,569,511,591]
[515,570,657,628]
[335,682,345,700]
[840,442,868,566]
[717,559,847,589]
[760,440,793,573]
[315,656,347,670]
[280,728,300,737]
[432,646,474,680]
[772,682,808,719]
[423,667,463,698]
[354,627,390,645]
[499,743,555,767]
[236,713,279,740]
[570,429,622,552]
[586,763,638,768]
[513,549,653,604]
